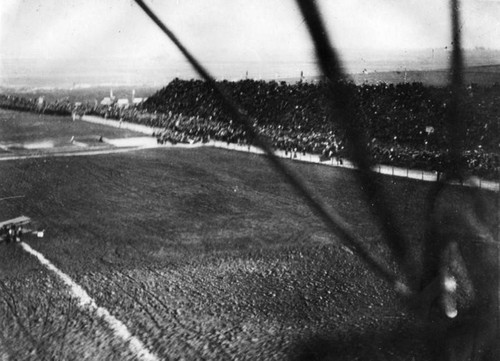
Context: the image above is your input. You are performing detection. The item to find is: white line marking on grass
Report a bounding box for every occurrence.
[20,242,159,361]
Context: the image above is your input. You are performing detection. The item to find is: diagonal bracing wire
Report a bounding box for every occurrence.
[294,0,418,289]
[447,0,466,179]
[420,0,468,289]
[133,0,410,295]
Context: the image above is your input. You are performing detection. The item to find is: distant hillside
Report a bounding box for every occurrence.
[350,64,500,86]
[0,85,159,104]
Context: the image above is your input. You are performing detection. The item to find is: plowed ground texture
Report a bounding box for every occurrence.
[0,112,498,360]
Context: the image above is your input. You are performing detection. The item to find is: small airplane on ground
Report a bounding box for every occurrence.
[0,215,44,243]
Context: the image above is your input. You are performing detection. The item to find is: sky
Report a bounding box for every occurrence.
[1,0,499,86]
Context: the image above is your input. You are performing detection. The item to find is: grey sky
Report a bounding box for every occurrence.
[1,0,499,87]
[1,0,499,61]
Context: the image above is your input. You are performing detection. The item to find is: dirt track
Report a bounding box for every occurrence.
[1,110,498,360]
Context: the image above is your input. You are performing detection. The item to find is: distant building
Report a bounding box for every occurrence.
[116,98,130,108]
[101,89,116,106]
[100,97,113,106]
[132,97,147,105]
[98,89,145,108]
[130,90,146,106]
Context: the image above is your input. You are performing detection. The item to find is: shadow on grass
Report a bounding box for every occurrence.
[290,326,443,361]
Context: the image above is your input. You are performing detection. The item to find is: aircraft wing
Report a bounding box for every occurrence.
[0,215,31,228]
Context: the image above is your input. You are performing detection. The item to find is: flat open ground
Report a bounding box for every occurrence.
[351,64,500,86]
[0,109,497,360]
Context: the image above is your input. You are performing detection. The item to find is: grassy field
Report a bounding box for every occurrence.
[0,109,498,360]
[0,109,139,146]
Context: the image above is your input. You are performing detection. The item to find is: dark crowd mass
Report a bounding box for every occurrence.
[1,79,499,179]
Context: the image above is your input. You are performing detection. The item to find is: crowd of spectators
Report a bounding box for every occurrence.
[1,79,498,179]
[141,79,499,179]
[0,94,73,116]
